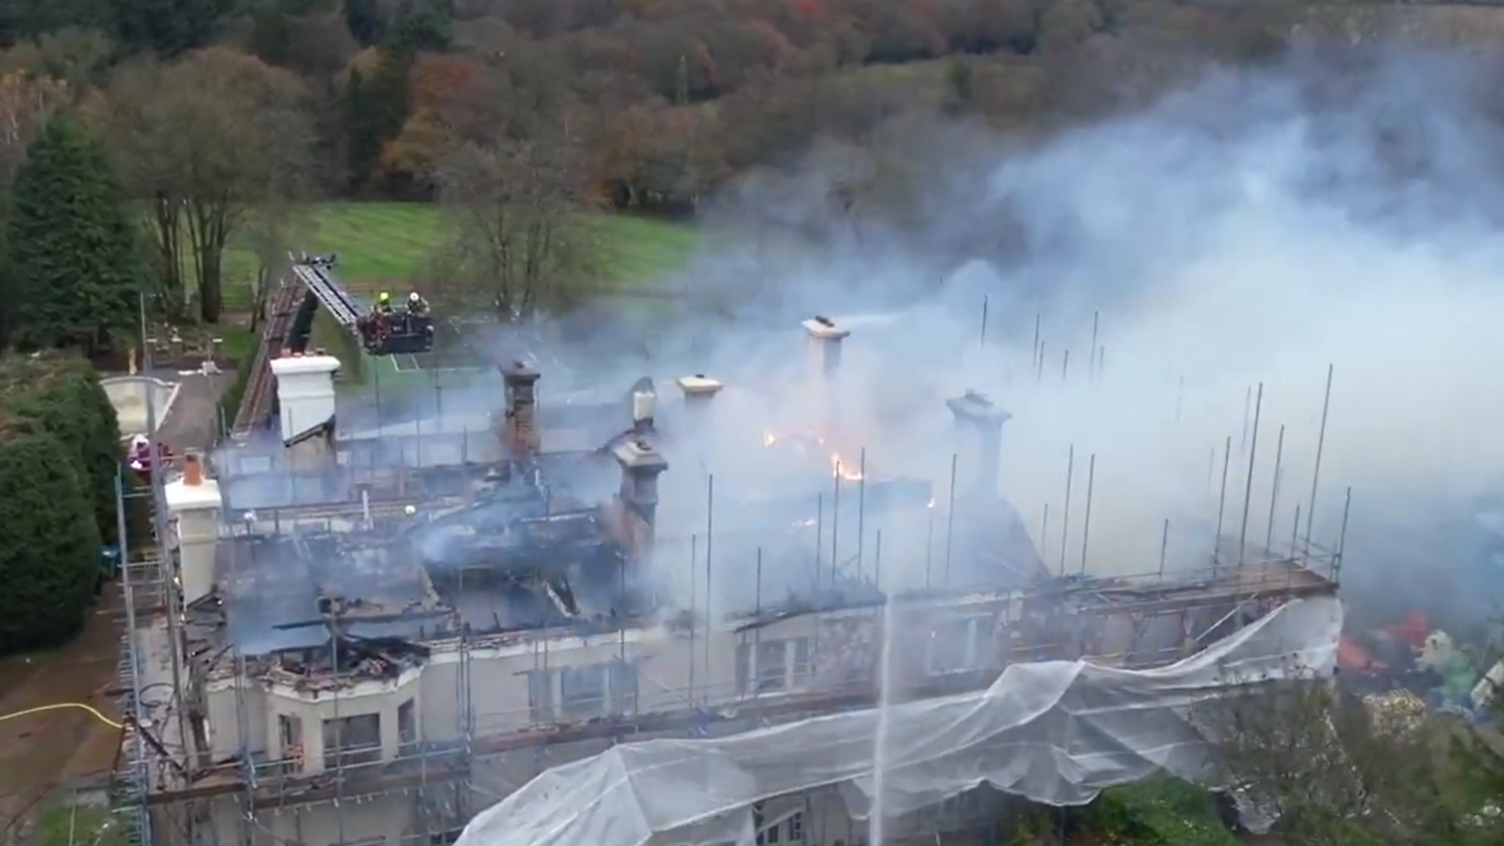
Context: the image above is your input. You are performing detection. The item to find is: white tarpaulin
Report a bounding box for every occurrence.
[458,596,1342,846]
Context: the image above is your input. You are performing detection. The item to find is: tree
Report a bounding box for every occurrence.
[0,353,124,545]
[0,422,102,655]
[110,0,230,57]
[342,47,412,189]
[4,110,140,353]
[596,102,728,209]
[378,52,486,189]
[435,131,606,317]
[96,48,313,323]
[343,0,383,46]
[0,28,113,90]
[241,202,312,330]
[383,0,452,53]
[1196,677,1466,844]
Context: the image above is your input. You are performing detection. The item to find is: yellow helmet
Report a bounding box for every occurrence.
[378,292,391,303]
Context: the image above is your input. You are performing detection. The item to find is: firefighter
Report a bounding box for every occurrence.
[376,291,394,314]
[406,291,429,316]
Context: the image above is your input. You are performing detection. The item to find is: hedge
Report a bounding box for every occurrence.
[0,423,102,652]
[0,352,124,543]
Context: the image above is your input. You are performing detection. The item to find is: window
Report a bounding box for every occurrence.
[527,670,554,723]
[322,713,382,769]
[785,812,804,843]
[277,714,303,772]
[756,641,787,692]
[926,616,991,676]
[755,809,804,846]
[397,699,418,756]
[561,665,607,719]
[790,639,811,685]
[611,660,639,715]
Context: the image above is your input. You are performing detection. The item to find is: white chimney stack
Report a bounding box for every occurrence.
[630,376,658,433]
[802,316,850,379]
[946,390,1011,499]
[164,452,222,607]
[676,374,723,403]
[802,317,849,436]
[270,353,340,445]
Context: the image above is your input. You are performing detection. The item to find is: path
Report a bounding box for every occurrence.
[0,370,230,841]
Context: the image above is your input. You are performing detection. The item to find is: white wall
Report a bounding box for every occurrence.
[213,594,1024,846]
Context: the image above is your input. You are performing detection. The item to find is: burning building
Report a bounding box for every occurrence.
[111,315,1343,846]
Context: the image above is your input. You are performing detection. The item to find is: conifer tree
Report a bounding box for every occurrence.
[5,110,141,354]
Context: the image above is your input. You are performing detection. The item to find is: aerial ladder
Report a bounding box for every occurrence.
[289,254,435,356]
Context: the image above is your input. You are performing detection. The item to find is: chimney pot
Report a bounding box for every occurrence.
[183,453,204,486]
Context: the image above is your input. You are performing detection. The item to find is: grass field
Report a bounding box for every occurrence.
[215,202,700,310]
[209,203,702,386]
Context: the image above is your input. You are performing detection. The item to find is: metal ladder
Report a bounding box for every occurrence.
[291,262,362,328]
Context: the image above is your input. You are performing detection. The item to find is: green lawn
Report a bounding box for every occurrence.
[207,204,703,389]
[212,203,698,310]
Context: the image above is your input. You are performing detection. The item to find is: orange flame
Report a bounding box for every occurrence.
[829,453,864,481]
[763,428,865,481]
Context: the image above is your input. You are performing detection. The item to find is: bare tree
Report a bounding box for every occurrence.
[434,131,606,319]
[240,203,314,331]
[94,49,313,323]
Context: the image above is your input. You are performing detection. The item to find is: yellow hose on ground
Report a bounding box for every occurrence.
[0,702,124,730]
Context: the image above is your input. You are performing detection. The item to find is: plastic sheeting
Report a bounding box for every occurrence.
[457,596,1342,846]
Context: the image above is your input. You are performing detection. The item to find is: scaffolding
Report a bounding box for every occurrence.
[115,399,1353,846]
[126,523,1342,824]
[112,306,1356,846]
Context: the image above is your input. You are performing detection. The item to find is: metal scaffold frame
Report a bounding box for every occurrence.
[214,529,479,846]
[120,305,1358,846]
[138,534,1341,816]
[112,468,157,846]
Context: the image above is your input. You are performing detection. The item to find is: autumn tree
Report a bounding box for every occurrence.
[343,46,412,189]
[434,130,606,317]
[96,48,313,323]
[0,27,112,90]
[597,102,728,209]
[4,110,141,352]
[0,71,68,200]
[378,52,487,189]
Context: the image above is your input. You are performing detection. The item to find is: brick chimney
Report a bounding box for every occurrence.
[502,360,541,459]
[163,450,222,607]
[946,390,1011,498]
[613,437,668,564]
